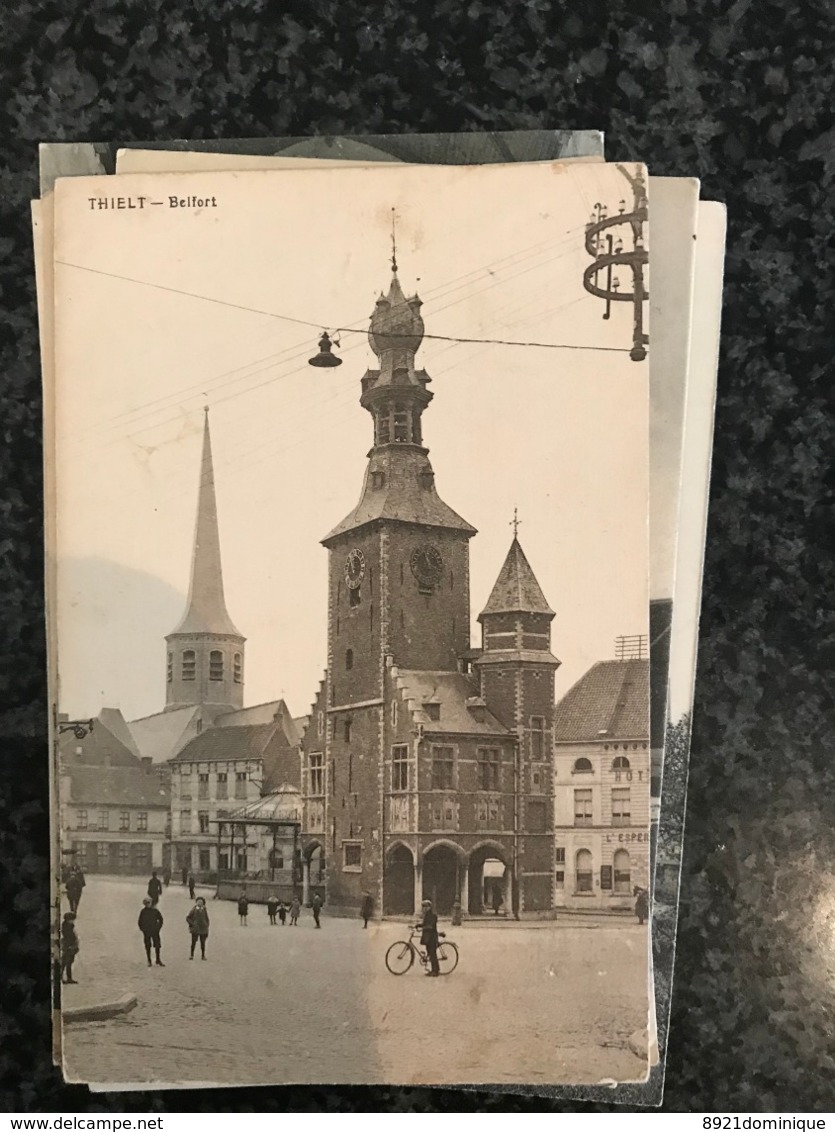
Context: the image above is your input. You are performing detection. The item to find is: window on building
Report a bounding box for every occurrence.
[611,788,631,826]
[555,870,565,888]
[216,772,228,800]
[317,711,324,738]
[118,844,130,868]
[377,410,391,445]
[167,652,173,683]
[345,648,354,670]
[98,810,110,831]
[97,843,109,866]
[180,770,192,799]
[574,789,593,827]
[531,767,543,793]
[119,810,130,831]
[198,812,210,834]
[573,757,593,773]
[209,650,224,681]
[431,798,457,830]
[309,753,324,796]
[530,716,545,760]
[614,849,631,894]
[182,650,196,681]
[233,653,243,684]
[477,748,501,791]
[76,843,88,868]
[391,699,398,727]
[199,849,211,871]
[77,809,88,830]
[198,773,209,799]
[180,809,192,834]
[235,771,248,799]
[344,720,352,744]
[612,755,631,771]
[555,847,566,865]
[392,745,409,792]
[349,586,361,608]
[576,848,593,893]
[424,701,441,722]
[342,841,362,871]
[371,469,385,489]
[137,811,148,831]
[476,796,501,828]
[431,747,454,790]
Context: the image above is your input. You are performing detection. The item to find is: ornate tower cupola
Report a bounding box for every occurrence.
[165,408,245,712]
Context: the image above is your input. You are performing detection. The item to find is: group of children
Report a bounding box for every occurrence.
[236,892,302,927]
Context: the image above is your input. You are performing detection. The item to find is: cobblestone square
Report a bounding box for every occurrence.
[62,878,649,1089]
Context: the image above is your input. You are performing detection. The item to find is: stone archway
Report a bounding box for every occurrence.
[302,840,325,905]
[468,842,510,916]
[422,842,463,916]
[384,843,415,916]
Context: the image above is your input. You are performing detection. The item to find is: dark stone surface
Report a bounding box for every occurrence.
[0,0,832,1113]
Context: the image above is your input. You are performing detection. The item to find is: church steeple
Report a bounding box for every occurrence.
[165,409,245,711]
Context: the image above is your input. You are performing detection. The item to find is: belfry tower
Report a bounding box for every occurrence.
[321,261,476,707]
[165,408,245,713]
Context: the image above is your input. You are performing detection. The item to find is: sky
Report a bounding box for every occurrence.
[53,161,652,722]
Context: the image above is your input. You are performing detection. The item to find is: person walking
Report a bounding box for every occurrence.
[162,865,171,888]
[417,899,440,977]
[277,902,287,926]
[360,892,373,929]
[61,912,80,984]
[266,895,279,925]
[289,896,300,926]
[492,885,503,916]
[311,892,322,929]
[187,897,210,960]
[187,871,196,900]
[238,892,249,926]
[634,886,649,926]
[147,870,163,907]
[138,897,165,967]
[66,867,85,915]
[181,865,188,886]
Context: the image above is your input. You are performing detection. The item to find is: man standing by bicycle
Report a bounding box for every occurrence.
[417,899,440,977]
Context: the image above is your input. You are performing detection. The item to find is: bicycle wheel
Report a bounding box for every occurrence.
[385,940,415,975]
[437,940,459,974]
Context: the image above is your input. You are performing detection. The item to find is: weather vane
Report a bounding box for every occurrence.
[510,507,522,538]
[391,207,398,274]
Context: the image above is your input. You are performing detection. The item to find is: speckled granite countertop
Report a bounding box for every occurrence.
[0,0,832,1112]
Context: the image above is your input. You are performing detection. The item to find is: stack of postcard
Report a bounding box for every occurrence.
[32,131,725,1103]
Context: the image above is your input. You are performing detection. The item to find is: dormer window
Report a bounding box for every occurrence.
[424,702,441,722]
[209,650,224,681]
[182,650,196,681]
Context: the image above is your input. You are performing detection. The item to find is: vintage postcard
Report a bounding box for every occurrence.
[49,160,652,1089]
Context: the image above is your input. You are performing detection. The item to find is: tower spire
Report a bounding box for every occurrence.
[391,207,398,275]
[170,409,242,638]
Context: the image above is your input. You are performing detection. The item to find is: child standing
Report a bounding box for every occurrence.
[278,902,287,926]
[266,895,279,925]
[238,892,249,926]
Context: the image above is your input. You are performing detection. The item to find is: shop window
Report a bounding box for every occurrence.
[614,849,631,894]
[118,844,130,868]
[97,843,109,866]
[574,789,593,827]
[575,849,593,893]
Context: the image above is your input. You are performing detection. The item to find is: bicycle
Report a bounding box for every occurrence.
[385,927,459,975]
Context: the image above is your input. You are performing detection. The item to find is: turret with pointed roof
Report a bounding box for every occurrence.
[165,409,245,712]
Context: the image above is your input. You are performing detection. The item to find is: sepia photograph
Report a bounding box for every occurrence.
[50,160,652,1089]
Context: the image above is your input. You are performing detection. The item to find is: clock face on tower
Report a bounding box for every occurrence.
[410,544,444,588]
[344,549,366,589]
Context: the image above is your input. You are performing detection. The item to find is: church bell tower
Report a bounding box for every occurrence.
[165,408,245,713]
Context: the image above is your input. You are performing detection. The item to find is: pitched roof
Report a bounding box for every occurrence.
[172,722,277,764]
[553,659,649,743]
[169,410,243,639]
[479,538,554,618]
[323,447,476,543]
[128,706,200,764]
[66,765,170,808]
[394,670,511,737]
[214,701,284,728]
[97,708,143,760]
